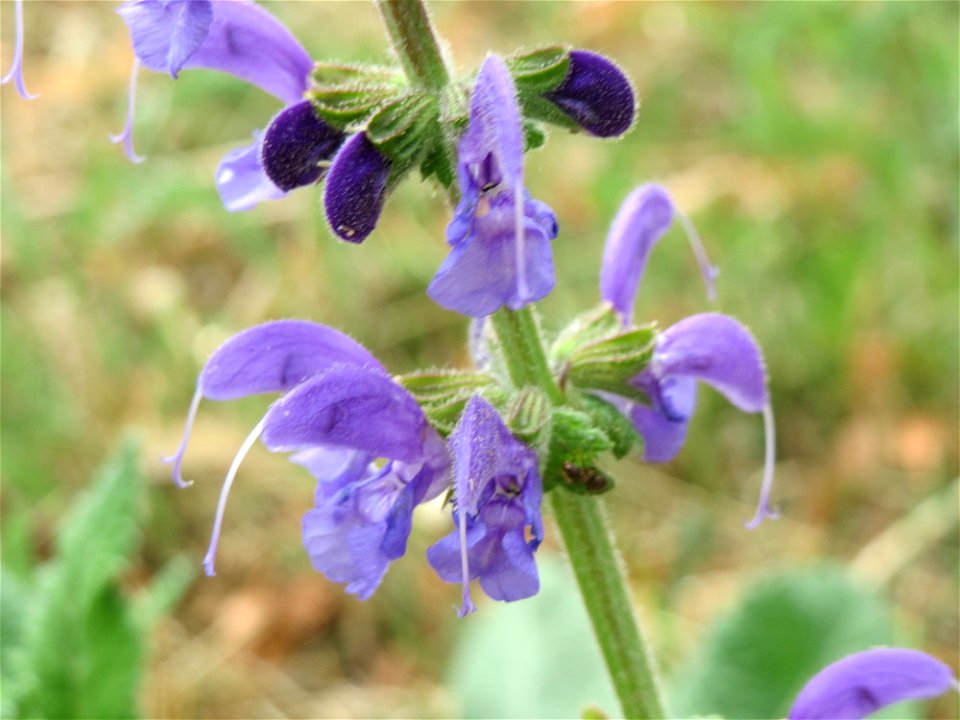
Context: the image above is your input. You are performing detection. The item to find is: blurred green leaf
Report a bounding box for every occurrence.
[668,564,912,720]
[448,556,617,719]
[9,439,147,719]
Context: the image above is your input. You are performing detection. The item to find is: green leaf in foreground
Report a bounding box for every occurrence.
[668,564,913,720]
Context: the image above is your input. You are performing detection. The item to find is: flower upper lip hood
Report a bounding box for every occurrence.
[165,319,450,597]
[428,54,559,317]
[787,648,957,720]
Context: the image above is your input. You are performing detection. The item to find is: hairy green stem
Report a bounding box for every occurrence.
[491,307,667,719]
[551,490,668,719]
[376,0,450,91]
[489,307,564,404]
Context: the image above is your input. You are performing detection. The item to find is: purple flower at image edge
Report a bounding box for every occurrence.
[428,54,559,317]
[598,184,777,528]
[787,648,958,720]
[115,0,347,212]
[165,320,450,599]
[427,395,544,615]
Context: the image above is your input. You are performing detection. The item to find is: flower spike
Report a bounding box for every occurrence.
[1,0,38,99]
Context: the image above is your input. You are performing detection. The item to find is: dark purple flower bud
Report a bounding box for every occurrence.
[2,0,38,99]
[427,395,543,615]
[544,50,635,138]
[788,648,956,720]
[323,133,392,243]
[260,100,346,192]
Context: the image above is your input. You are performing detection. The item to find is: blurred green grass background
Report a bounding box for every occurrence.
[1,1,957,718]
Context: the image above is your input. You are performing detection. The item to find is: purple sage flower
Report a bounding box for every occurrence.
[427,395,543,615]
[544,50,635,138]
[788,648,957,720]
[166,320,450,598]
[2,0,37,99]
[428,54,559,317]
[116,0,346,211]
[598,185,776,528]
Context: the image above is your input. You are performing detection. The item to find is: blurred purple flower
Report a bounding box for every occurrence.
[428,54,559,317]
[598,185,776,528]
[166,320,450,598]
[544,50,634,138]
[116,0,346,210]
[788,648,957,720]
[2,0,37,99]
[427,395,543,615]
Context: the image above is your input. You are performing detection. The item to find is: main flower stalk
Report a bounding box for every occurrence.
[380,2,667,716]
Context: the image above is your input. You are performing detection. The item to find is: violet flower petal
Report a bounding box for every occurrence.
[544,49,635,138]
[260,100,345,192]
[459,55,524,192]
[118,0,213,78]
[788,648,956,720]
[199,320,383,400]
[600,184,675,323]
[323,133,391,243]
[428,194,557,317]
[629,375,697,463]
[261,366,427,463]
[2,0,38,99]
[654,313,767,413]
[182,0,312,104]
[215,134,287,212]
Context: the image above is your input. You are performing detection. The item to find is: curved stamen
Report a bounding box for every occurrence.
[203,417,267,576]
[745,402,779,529]
[1,0,38,100]
[676,210,719,303]
[513,183,529,305]
[110,58,145,164]
[163,383,203,487]
[457,505,476,617]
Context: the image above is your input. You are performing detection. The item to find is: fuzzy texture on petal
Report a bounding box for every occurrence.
[215,134,287,212]
[651,313,767,413]
[198,320,383,401]
[458,55,525,192]
[428,195,558,317]
[787,648,956,720]
[323,133,392,243]
[544,50,636,138]
[261,366,428,463]
[600,184,675,324]
[118,0,214,78]
[427,396,543,607]
[260,100,346,191]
